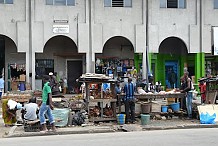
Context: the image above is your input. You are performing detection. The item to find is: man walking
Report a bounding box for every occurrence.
[124,77,136,124]
[39,75,56,132]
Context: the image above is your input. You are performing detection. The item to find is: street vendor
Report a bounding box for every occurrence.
[199,79,206,104]
[2,99,22,126]
[123,77,136,124]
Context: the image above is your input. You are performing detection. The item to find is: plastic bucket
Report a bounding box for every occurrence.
[141,103,152,114]
[170,102,180,112]
[116,114,126,125]
[141,114,150,125]
[161,105,168,113]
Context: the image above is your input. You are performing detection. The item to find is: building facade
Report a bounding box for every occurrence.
[0,0,217,91]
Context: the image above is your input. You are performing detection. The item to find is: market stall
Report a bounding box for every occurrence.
[118,92,185,114]
[78,73,117,122]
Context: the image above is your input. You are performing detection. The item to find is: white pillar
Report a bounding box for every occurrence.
[26,51,30,83]
[31,52,35,90]
[142,47,147,80]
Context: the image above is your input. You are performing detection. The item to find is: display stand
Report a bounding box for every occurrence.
[79,74,117,122]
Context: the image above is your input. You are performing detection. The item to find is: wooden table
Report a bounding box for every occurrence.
[118,93,185,113]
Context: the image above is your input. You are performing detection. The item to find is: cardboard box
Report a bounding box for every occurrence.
[19,74,26,82]
[11,81,18,91]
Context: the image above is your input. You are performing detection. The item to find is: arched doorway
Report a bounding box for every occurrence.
[95,36,134,78]
[158,36,188,89]
[0,35,25,91]
[36,35,85,93]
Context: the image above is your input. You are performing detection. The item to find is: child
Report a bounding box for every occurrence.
[199,79,206,104]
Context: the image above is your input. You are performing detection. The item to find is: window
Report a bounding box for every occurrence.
[215,0,218,9]
[104,0,132,7]
[160,0,186,9]
[0,0,13,4]
[46,0,75,6]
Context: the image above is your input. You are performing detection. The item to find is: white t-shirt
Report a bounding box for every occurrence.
[23,103,38,121]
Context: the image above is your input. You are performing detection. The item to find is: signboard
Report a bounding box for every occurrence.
[53,25,69,34]
[213,27,218,55]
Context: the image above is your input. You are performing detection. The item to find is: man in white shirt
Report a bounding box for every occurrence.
[22,97,39,121]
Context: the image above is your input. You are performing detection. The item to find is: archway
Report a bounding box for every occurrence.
[95,36,134,78]
[36,35,84,93]
[158,36,188,88]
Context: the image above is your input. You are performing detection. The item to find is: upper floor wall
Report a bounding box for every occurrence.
[202,0,218,53]
[148,0,200,53]
[92,0,145,53]
[0,0,28,52]
[33,0,87,53]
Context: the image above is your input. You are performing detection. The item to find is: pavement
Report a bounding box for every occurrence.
[2,115,218,138]
[1,96,218,138]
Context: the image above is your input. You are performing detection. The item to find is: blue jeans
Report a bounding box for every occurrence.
[186,91,193,118]
[39,103,55,125]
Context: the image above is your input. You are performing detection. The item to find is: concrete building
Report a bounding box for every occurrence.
[0,0,217,92]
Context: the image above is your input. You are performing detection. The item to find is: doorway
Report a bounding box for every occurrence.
[165,61,178,89]
[0,38,5,76]
[67,60,82,93]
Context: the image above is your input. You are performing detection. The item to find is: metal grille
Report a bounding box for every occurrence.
[112,0,123,7]
[167,0,178,8]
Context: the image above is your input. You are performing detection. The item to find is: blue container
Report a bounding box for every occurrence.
[116,114,126,125]
[141,114,150,125]
[19,82,25,91]
[161,106,168,113]
[170,102,180,112]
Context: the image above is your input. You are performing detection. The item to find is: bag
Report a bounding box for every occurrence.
[200,112,216,124]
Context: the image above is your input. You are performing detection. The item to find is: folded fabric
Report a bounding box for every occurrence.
[7,99,17,110]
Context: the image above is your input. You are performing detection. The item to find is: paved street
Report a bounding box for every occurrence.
[0,128,217,146]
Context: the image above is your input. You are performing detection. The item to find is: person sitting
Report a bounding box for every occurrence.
[22,97,39,121]
[2,99,22,126]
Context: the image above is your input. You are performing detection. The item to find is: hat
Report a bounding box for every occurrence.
[49,72,53,76]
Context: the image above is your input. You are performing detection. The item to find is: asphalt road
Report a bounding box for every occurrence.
[0,128,217,146]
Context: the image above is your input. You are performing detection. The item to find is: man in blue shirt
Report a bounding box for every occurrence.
[124,77,136,124]
[0,75,4,99]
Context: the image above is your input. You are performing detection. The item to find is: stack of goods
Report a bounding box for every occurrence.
[103,104,113,117]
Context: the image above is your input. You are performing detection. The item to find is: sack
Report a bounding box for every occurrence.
[200,112,216,124]
[191,81,195,90]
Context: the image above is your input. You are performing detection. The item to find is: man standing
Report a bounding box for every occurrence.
[124,77,136,124]
[39,75,56,132]
[181,71,192,119]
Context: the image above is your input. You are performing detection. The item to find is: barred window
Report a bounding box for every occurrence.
[104,0,132,7]
[160,0,186,9]
[46,0,75,6]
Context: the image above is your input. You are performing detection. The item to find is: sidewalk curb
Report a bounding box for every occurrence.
[4,124,218,138]
[4,127,116,138]
[142,124,218,131]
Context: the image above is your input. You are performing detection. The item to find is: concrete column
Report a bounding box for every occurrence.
[86,52,91,73]
[31,52,36,90]
[142,47,147,80]
[26,51,30,83]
